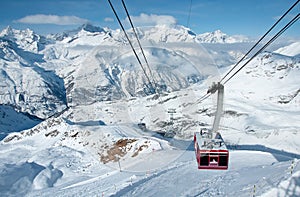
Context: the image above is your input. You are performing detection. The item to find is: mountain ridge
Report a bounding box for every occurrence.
[0,24,298,134]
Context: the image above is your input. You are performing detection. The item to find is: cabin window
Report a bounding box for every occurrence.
[219,154,228,166]
[209,156,218,163]
[200,153,209,166]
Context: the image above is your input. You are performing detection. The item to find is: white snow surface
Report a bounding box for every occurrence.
[0,25,300,196]
[196,30,249,43]
[275,41,300,57]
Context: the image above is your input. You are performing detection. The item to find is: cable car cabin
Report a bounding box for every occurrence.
[194,130,229,170]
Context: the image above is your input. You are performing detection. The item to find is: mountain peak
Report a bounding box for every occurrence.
[213,29,225,35]
[80,23,105,33]
[196,30,248,43]
[54,24,108,41]
[0,26,37,39]
[0,26,13,37]
[0,26,47,53]
[131,25,197,43]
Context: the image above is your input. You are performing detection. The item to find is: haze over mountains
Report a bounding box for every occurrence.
[0,24,252,131]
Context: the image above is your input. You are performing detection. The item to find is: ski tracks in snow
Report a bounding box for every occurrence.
[110,161,191,197]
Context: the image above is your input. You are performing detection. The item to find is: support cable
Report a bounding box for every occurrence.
[107,0,153,92]
[121,0,156,91]
[195,1,300,132]
[199,11,300,104]
[187,0,193,28]
[197,93,211,104]
[223,13,300,85]
[220,0,300,84]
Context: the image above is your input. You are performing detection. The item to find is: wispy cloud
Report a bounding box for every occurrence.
[14,14,89,25]
[124,13,177,27]
[104,17,114,22]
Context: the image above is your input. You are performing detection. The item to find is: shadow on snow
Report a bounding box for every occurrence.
[227,144,300,162]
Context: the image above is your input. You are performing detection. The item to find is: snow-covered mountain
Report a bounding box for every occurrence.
[275,41,300,57]
[1,25,223,111]
[131,25,197,43]
[0,23,297,136]
[196,30,249,43]
[42,26,252,107]
[0,26,48,53]
[0,30,67,120]
[0,24,300,196]
[1,23,298,140]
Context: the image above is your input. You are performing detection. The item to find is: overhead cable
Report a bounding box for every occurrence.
[107,0,154,91]
[121,0,156,89]
[220,0,300,84]
[223,13,300,85]
[197,93,211,104]
[187,0,193,28]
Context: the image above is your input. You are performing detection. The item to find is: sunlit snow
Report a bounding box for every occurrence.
[0,24,299,196]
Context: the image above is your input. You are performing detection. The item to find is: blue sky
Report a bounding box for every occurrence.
[0,0,299,37]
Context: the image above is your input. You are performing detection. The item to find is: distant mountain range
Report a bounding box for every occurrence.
[0,24,299,134]
[197,29,249,43]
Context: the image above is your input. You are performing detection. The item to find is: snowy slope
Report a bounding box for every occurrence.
[220,52,300,157]
[0,105,42,140]
[1,78,299,196]
[0,37,67,119]
[1,49,300,196]
[275,41,300,57]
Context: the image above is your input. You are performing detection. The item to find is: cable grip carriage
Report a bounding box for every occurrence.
[194,82,229,170]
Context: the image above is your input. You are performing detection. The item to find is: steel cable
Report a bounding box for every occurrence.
[107,0,154,92]
[220,0,300,84]
[223,13,300,85]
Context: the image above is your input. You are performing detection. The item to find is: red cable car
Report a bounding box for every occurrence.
[194,82,229,170]
[194,130,229,170]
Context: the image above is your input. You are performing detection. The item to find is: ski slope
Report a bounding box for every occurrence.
[1,79,300,196]
[2,126,299,197]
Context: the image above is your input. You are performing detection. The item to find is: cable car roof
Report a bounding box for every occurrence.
[195,132,228,151]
